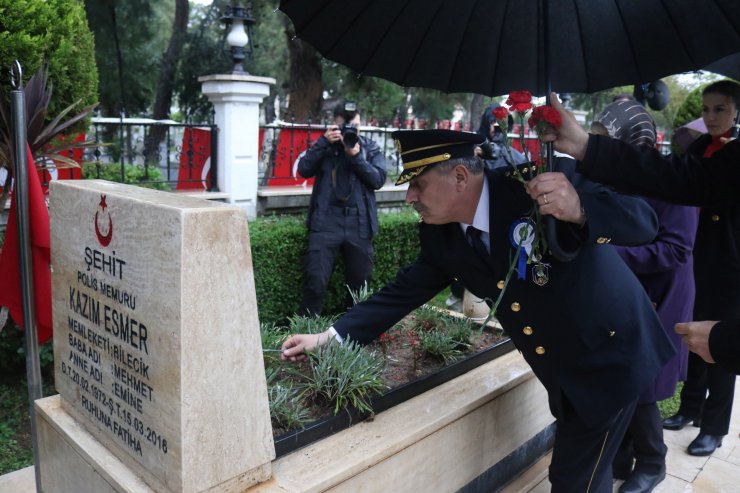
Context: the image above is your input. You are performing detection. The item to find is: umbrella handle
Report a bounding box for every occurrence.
[544,215,580,262]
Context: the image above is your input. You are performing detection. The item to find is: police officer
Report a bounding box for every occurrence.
[283,129,674,491]
[297,101,387,315]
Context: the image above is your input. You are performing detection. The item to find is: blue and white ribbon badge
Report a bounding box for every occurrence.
[509,218,535,280]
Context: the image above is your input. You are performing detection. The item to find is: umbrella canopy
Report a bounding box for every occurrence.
[280,0,740,96]
[704,52,740,80]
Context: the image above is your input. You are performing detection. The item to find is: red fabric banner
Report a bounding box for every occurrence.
[0,147,53,344]
[176,128,212,190]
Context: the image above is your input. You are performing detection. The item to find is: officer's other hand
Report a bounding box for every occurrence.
[344,141,360,157]
[539,92,589,161]
[325,126,342,144]
[280,330,332,362]
[675,320,716,364]
[525,172,584,224]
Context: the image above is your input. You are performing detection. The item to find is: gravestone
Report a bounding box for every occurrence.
[35,180,274,492]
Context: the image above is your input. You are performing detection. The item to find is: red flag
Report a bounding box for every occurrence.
[0,147,52,344]
[176,128,212,190]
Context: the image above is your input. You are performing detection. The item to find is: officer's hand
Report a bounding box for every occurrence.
[539,93,590,160]
[474,146,483,157]
[344,142,360,157]
[525,172,585,225]
[324,126,342,144]
[280,330,332,362]
[675,321,716,364]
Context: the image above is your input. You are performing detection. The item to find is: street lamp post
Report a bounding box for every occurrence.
[220,4,255,74]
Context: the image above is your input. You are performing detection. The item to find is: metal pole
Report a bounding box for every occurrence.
[10,60,43,493]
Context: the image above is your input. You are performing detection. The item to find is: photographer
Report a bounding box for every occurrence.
[297,101,387,316]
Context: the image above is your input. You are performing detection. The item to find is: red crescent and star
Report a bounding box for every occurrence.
[94,194,113,247]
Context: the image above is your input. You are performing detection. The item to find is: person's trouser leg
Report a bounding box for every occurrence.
[341,234,374,307]
[677,352,708,419]
[298,231,341,316]
[549,397,637,493]
[700,364,736,436]
[630,403,667,473]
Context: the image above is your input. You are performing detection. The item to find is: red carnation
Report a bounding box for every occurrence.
[528,105,562,135]
[492,106,509,121]
[505,91,533,113]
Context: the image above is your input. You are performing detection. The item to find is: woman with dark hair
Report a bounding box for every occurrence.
[661,79,740,459]
[592,100,698,493]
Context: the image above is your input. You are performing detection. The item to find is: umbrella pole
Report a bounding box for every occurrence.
[10,60,44,493]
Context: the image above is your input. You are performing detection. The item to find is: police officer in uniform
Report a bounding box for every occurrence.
[297,101,387,315]
[283,129,675,492]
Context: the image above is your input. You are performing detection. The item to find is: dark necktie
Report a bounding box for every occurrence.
[466,226,489,258]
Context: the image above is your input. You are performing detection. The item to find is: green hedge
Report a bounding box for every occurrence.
[250,209,421,325]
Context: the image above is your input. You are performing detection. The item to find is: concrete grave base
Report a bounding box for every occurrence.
[248,350,554,493]
[34,395,271,493]
[2,351,552,493]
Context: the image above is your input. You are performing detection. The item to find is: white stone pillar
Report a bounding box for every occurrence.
[199,74,275,218]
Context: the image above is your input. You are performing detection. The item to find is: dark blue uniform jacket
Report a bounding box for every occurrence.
[334,160,676,427]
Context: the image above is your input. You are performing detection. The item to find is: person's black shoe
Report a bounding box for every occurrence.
[687,433,723,456]
[662,414,699,430]
[618,465,666,493]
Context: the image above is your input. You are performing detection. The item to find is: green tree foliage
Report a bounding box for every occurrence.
[84,0,174,116]
[176,0,289,123]
[673,86,705,130]
[0,0,98,120]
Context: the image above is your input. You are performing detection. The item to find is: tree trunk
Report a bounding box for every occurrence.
[144,0,189,166]
[469,94,486,132]
[283,16,323,122]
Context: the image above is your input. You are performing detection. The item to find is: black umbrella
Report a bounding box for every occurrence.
[280,0,740,97]
[704,52,740,80]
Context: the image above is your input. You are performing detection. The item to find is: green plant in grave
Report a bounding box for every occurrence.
[418,329,469,365]
[265,367,311,431]
[443,315,474,345]
[287,313,340,335]
[297,340,386,415]
[347,281,373,305]
[412,304,448,331]
[261,322,290,368]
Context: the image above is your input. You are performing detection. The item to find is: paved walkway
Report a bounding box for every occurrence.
[503,377,740,492]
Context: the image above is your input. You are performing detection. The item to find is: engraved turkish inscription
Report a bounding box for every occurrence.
[54,191,178,479]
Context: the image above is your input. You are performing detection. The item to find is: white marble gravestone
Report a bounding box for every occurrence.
[36,180,274,492]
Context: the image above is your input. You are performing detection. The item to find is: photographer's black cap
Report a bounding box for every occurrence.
[392,129,485,185]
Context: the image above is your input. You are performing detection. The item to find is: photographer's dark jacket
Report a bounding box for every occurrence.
[298,135,387,236]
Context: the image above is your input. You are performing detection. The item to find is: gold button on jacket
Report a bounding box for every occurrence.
[497,280,505,289]
[511,302,521,312]
[712,214,720,222]
[535,346,545,355]
[523,326,533,335]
